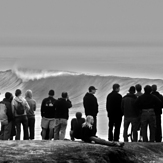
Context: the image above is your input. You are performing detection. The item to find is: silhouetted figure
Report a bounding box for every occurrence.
[0,92,14,140]
[135,84,143,142]
[25,90,36,140]
[41,90,56,140]
[151,84,163,142]
[54,92,72,140]
[83,86,98,136]
[82,115,124,147]
[135,85,162,142]
[106,84,123,141]
[121,86,139,142]
[12,89,30,140]
[70,112,85,141]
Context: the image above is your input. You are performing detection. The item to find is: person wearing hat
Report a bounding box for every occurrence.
[106,83,123,142]
[121,86,139,142]
[83,86,98,136]
[41,89,56,140]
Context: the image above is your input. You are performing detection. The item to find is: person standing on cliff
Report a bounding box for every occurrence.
[41,90,56,140]
[83,86,98,136]
[121,86,139,142]
[151,84,163,142]
[53,92,72,140]
[106,83,123,142]
[135,85,162,142]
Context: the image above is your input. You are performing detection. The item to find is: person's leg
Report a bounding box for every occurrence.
[28,117,35,140]
[3,122,12,140]
[0,124,5,140]
[114,116,122,141]
[49,119,55,140]
[149,111,156,142]
[141,112,148,142]
[41,117,49,140]
[53,119,60,140]
[155,115,162,142]
[90,136,124,147]
[22,116,29,140]
[108,117,114,141]
[70,131,75,141]
[131,118,139,142]
[123,117,130,142]
[15,117,21,140]
[92,116,97,136]
[59,119,67,140]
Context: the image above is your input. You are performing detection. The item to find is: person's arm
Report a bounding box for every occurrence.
[67,99,72,108]
[33,100,36,111]
[41,99,45,117]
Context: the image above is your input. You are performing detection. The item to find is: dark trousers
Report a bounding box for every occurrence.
[155,114,162,142]
[92,116,97,136]
[15,115,29,140]
[108,116,122,141]
[28,116,35,140]
[141,110,156,142]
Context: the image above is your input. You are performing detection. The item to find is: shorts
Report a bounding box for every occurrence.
[41,117,55,129]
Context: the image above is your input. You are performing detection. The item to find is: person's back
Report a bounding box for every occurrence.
[54,92,72,140]
[121,86,139,142]
[70,112,85,140]
[135,85,162,142]
[41,90,56,140]
[12,89,29,140]
[25,90,36,140]
[106,84,122,141]
[106,89,122,118]
[151,84,163,142]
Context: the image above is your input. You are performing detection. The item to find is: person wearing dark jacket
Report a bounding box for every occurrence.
[54,92,72,140]
[83,86,98,136]
[135,85,162,142]
[121,86,139,142]
[41,90,56,140]
[151,84,163,142]
[0,92,14,140]
[70,112,85,141]
[106,83,123,141]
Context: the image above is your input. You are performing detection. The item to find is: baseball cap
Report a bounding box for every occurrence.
[88,86,97,92]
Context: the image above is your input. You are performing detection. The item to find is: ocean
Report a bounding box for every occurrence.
[0,67,163,141]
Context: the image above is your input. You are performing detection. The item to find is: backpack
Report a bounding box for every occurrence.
[0,102,8,124]
[15,100,25,115]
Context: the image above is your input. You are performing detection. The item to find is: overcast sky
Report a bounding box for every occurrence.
[0,0,163,79]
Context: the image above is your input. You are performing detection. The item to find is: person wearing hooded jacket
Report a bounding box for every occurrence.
[151,84,163,142]
[12,89,30,140]
[53,92,72,140]
[83,86,98,136]
[121,86,139,142]
[0,92,14,140]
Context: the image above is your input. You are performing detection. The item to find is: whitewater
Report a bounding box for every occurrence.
[0,67,163,141]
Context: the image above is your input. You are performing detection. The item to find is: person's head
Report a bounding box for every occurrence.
[48,90,55,97]
[85,115,94,125]
[15,89,22,97]
[5,92,13,101]
[113,83,120,92]
[135,84,142,92]
[25,90,33,99]
[62,92,68,99]
[129,86,135,94]
[144,85,152,94]
[76,112,82,119]
[88,86,97,94]
[151,84,157,92]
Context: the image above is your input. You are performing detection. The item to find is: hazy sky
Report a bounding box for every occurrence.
[0,0,163,79]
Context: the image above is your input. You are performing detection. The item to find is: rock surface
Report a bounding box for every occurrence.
[0,140,163,163]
